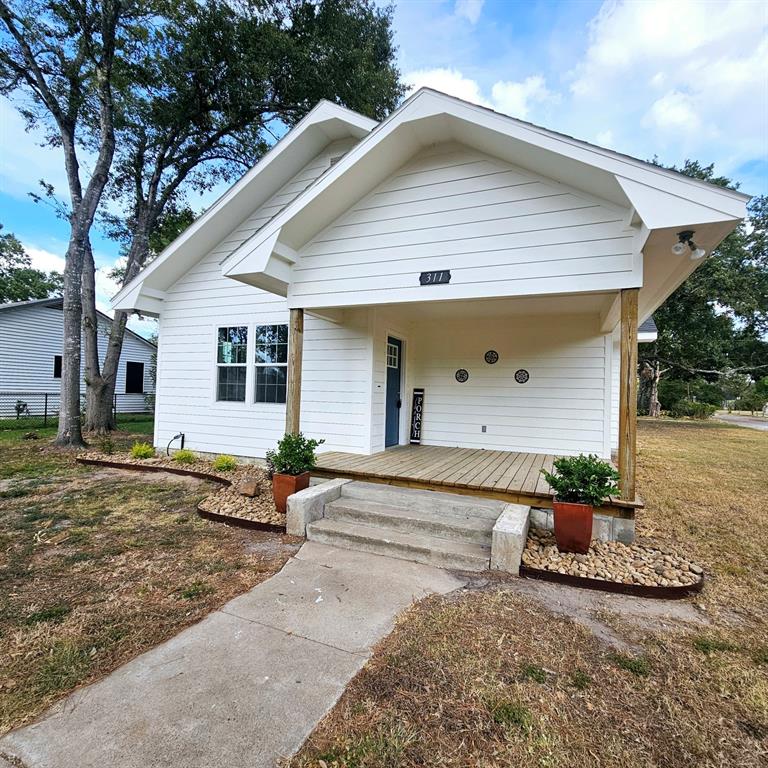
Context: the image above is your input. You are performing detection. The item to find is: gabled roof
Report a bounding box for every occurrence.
[219,88,747,321]
[0,297,156,347]
[114,88,749,326]
[111,100,376,315]
[638,316,658,343]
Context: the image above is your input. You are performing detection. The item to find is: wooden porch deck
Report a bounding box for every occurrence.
[314,445,639,517]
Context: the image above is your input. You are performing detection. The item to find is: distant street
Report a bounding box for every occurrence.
[716,412,768,432]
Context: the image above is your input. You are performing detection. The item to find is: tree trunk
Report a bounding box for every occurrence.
[638,360,663,417]
[83,221,149,433]
[54,233,87,447]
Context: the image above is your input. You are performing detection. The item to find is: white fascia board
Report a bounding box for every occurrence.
[616,177,745,231]
[110,100,376,310]
[638,331,658,343]
[224,88,749,289]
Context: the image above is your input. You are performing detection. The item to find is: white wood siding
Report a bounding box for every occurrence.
[405,314,611,458]
[0,303,155,413]
[155,139,373,458]
[290,142,639,308]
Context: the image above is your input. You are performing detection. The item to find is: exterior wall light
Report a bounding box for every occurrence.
[672,230,707,260]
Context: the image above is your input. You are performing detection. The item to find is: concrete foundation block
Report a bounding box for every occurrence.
[490,503,531,575]
[591,514,613,542]
[286,478,351,537]
[529,507,552,530]
[611,516,636,544]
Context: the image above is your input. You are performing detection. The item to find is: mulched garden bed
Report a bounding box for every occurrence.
[521,527,704,599]
[77,453,285,531]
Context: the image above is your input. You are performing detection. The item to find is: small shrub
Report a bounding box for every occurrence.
[613,653,651,677]
[25,604,71,626]
[130,441,155,459]
[541,454,620,507]
[212,454,237,472]
[98,436,115,455]
[172,448,196,464]
[266,432,325,476]
[521,663,548,683]
[569,669,592,690]
[667,400,718,420]
[693,635,737,654]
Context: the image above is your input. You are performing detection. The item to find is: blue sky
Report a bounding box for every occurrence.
[1,0,766,338]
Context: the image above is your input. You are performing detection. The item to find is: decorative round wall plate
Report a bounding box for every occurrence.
[514,369,530,384]
[484,350,499,364]
[455,368,469,383]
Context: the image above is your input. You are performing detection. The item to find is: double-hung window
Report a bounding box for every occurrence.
[216,326,248,402]
[254,324,288,404]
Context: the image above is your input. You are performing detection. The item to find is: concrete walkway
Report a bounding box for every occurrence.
[0,543,464,768]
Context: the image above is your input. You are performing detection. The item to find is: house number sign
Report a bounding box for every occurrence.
[410,388,425,444]
[419,270,451,286]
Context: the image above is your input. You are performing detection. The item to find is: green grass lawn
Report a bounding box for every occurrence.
[0,424,299,733]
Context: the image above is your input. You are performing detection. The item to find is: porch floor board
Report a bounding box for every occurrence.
[313,445,641,517]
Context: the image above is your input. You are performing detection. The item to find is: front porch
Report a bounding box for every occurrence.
[314,445,640,518]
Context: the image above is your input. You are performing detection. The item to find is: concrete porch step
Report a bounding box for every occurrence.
[324,497,495,544]
[339,480,505,520]
[306,518,491,571]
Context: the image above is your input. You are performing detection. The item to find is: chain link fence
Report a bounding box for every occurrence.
[0,391,153,430]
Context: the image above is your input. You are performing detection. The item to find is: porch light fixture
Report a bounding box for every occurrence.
[672,230,706,260]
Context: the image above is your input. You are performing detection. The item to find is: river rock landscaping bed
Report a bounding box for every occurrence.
[79,452,285,529]
[522,527,703,588]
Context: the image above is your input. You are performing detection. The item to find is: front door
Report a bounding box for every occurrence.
[385,336,402,447]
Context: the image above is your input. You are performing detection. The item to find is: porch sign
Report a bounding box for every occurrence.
[410,388,425,444]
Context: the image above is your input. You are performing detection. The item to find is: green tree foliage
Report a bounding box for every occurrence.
[0,224,62,302]
[639,160,768,415]
[86,0,403,433]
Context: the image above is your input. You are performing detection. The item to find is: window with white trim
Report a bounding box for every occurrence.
[254,324,288,403]
[216,326,247,402]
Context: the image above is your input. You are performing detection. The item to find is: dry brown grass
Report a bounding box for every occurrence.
[0,431,300,733]
[291,420,768,768]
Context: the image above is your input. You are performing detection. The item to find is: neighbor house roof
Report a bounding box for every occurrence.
[0,297,155,347]
[638,316,658,343]
[114,88,749,326]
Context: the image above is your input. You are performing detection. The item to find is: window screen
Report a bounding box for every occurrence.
[254,324,288,404]
[125,361,145,394]
[216,326,247,401]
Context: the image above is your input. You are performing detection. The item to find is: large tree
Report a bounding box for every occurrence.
[0,224,62,302]
[0,0,156,446]
[638,160,768,415]
[84,0,403,432]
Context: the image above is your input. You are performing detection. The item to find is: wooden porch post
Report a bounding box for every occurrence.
[285,308,304,435]
[618,288,639,500]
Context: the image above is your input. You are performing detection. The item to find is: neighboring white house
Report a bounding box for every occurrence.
[0,297,155,416]
[112,88,747,501]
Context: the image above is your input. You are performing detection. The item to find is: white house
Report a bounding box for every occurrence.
[0,297,155,417]
[112,89,747,508]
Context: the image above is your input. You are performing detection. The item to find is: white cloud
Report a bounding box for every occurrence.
[404,68,492,107]
[568,0,767,167]
[23,243,155,339]
[491,75,558,119]
[454,0,484,25]
[404,67,559,123]
[596,129,614,148]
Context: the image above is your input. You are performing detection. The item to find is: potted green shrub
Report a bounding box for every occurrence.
[540,454,620,554]
[266,432,325,514]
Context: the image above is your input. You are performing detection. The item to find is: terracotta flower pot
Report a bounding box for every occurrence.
[552,500,593,554]
[272,471,310,514]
